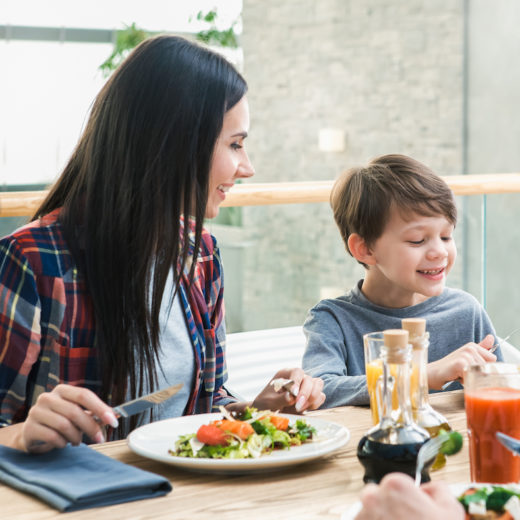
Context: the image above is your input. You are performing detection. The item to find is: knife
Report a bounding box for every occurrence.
[24,384,184,450]
[112,383,183,418]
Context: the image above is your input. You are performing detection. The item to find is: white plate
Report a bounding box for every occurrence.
[339,482,520,519]
[127,412,350,474]
[340,501,362,520]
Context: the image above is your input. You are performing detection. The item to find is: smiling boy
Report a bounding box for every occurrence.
[302,154,501,407]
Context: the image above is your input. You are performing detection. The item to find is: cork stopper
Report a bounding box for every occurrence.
[401,318,426,338]
[402,318,427,350]
[383,329,409,363]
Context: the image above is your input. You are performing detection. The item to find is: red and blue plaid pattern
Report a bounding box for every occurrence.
[0,209,233,428]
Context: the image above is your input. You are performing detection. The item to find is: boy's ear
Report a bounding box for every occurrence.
[347,233,376,266]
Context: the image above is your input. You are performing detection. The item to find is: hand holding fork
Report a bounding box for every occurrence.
[441,328,519,391]
[415,430,463,486]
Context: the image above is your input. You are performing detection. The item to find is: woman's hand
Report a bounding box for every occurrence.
[2,384,119,453]
[354,473,464,520]
[427,334,497,390]
[251,368,325,413]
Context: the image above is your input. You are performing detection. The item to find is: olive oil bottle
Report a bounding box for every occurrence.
[402,318,451,470]
[357,329,431,484]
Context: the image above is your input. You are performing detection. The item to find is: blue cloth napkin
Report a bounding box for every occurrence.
[0,443,172,512]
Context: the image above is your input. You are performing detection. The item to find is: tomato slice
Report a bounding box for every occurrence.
[268,415,289,431]
[218,419,255,440]
[196,424,229,446]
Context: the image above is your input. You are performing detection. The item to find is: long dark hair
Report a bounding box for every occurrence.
[34,35,247,415]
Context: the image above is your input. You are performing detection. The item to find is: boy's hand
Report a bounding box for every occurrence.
[427,334,497,390]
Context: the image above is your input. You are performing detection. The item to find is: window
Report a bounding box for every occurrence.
[0,0,242,187]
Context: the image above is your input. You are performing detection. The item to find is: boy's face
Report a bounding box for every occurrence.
[362,207,457,308]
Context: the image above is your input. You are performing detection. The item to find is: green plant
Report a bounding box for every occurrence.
[99,10,239,76]
[192,9,238,48]
[99,23,150,77]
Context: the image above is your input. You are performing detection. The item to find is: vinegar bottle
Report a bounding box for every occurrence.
[357,329,431,484]
[402,317,451,471]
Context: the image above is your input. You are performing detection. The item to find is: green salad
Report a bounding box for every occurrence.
[458,484,520,518]
[169,407,317,460]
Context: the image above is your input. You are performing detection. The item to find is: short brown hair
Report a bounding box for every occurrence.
[331,154,457,265]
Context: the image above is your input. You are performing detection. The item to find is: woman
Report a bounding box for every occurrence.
[0,35,325,453]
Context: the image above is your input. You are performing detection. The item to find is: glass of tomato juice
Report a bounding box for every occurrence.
[465,363,520,483]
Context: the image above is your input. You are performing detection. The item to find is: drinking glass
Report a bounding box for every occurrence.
[364,332,395,424]
[465,363,520,483]
[365,331,419,425]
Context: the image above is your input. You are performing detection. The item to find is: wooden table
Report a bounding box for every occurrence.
[2,391,469,519]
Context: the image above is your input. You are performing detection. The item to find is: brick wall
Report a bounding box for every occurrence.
[225,0,465,331]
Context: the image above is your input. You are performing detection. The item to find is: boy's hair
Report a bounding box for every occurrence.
[331,154,457,265]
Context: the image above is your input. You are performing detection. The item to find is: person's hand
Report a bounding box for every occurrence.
[354,473,464,520]
[251,368,325,413]
[427,334,497,390]
[15,384,119,453]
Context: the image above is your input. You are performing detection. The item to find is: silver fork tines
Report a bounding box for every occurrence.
[415,436,445,486]
[270,378,298,396]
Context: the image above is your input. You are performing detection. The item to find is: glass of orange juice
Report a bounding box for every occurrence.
[465,363,520,483]
[365,332,397,424]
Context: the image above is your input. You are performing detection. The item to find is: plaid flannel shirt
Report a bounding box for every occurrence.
[0,209,233,428]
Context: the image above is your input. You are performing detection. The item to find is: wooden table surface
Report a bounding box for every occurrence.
[2,391,469,520]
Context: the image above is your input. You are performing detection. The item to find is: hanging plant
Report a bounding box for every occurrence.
[99,23,150,77]
[193,9,239,48]
[99,10,239,76]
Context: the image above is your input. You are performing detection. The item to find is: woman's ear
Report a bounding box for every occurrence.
[347,233,376,266]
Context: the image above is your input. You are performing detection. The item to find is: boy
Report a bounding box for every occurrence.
[302,154,501,407]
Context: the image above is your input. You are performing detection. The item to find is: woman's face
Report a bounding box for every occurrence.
[206,96,254,219]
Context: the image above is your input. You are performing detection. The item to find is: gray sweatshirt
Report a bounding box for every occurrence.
[302,280,501,407]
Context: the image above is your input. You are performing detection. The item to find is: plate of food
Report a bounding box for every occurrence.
[456,482,520,519]
[127,407,349,474]
[340,482,520,520]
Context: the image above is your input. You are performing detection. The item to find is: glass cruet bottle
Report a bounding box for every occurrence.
[402,317,451,470]
[357,329,431,484]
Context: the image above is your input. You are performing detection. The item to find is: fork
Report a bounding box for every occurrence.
[496,431,520,456]
[441,327,520,391]
[270,378,299,397]
[414,435,445,486]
